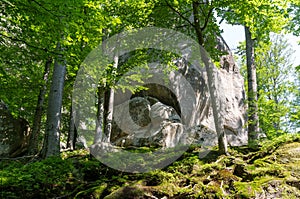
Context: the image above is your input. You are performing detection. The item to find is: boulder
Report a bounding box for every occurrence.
[113,99,231,149]
[113,100,184,148]
[0,100,31,157]
[112,52,248,148]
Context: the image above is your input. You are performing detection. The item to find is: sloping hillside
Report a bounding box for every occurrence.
[1,134,300,198]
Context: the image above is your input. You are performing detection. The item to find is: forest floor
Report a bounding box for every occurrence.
[1,134,300,199]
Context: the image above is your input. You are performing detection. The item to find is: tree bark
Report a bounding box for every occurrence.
[245,26,260,142]
[94,31,107,144]
[66,104,76,150]
[94,86,105,143]
[192,1,228,154]
[42,44,66,158]
[28,58,52,155]
[104,53,118,142]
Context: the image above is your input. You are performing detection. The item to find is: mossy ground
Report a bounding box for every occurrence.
[1,134,300,198]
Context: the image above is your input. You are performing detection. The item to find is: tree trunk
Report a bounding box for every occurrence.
[192,1,228,155]
[94,32,107,144]
[28,58,52,155]
[67,104,76,150]
[94,86,105,143]
[104,53,118,142]
[42,45,66,158]
[245,26,259,142]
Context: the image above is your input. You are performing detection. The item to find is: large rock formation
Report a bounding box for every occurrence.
[111,52,248,148]
[113,98,184,148]
[0,100,31,157]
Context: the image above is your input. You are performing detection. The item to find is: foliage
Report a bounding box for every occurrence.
[217,0,293,143]
[0,0,102,127]
[237,34,298,137]
[0,156,76,198]
[148,0,226,61]
[219,0,290,41]
[256,34,297,137]
[288,1,300,36]
[289,65,300,132]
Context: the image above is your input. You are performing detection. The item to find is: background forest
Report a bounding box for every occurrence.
[0,0,300,198]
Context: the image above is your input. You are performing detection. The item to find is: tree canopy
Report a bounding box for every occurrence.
[0,0,299,158]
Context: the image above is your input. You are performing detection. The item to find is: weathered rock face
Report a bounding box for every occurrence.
[111,53,248,148]
[112,98,223,148]
[112,98,184,148]
[175,54,248,146]
[217,54,248,146]
[0,100,31,157]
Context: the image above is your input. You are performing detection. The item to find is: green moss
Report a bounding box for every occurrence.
[103,185,145,199]
[260,134,300,154]
[234,181,262,198]
[1,135,300,198]
[61,149,89,159]
[235,176,285,198]
[198,162,224,175]
[74,182,107,199]
[124,146,157,153]
[217,169,240,182]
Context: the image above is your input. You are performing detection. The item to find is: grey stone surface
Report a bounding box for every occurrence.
[110,52,248,148]
[113,100,184,148]
[178,54,248,146]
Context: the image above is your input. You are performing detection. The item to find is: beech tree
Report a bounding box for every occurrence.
[244,26,260,139]
[191,0,228,154]
[42,47,66,157]
[28,58,52,155]
[220,0,290,142]
[39,0,106,157]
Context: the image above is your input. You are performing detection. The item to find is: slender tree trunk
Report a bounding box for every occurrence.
[94,31,107,143]
[104,53,119,142]
[94,86,105,143]
[105,89,114,143]
[67,104,76,150]
[42,43,66,158]
[245,26,259,142]
[28,58,52,155]
[192,1,228,154]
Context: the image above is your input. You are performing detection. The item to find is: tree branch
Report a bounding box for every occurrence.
[164,0,195,28]
[28,0,61,18]
[192,1,204,45]
[201,8,213,31]
[0,33,61,56]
